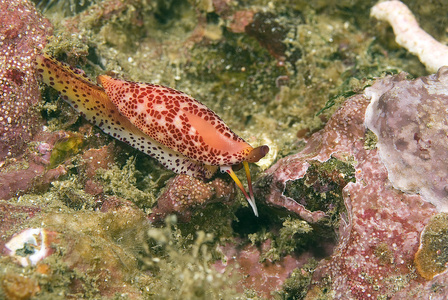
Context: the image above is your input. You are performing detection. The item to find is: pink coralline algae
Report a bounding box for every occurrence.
[0,0,52,159]
[257,96,367,224]
[256,72,448,298]
[149,174,235,223]
[0,0,65,201]
[0,202,41,244]
[365,67,448,212]
[215,240,306,298]
[0,131,68,200]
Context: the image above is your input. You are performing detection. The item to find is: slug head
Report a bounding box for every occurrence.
[246,145,270,163]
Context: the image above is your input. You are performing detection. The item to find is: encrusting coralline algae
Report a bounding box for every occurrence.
[365,67,448,212]
[258,68,448,297]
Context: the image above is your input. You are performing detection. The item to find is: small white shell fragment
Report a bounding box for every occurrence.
[4,228,56,267]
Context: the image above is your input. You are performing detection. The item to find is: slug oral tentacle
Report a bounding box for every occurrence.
[34,53,269,216]
[243,161,255,202]
[220,164,258,216]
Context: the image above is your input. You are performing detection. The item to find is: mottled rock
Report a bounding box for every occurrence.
[149,174,235,223]
[78,144,116,197]
[215,241,306,298]
[257,95,368,224]
[0,131,69,200]
[365,67,448,212]
[257,89,443,298]
[0,0,52,159]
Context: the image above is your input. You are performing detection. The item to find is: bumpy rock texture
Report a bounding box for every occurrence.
[0,0,64,200]
[257,71,448,298]
[365,67,448,212]
[149,175,235,223]
[0,0,52,159]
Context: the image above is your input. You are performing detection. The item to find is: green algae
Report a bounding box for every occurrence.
[142,216,240,299]
[50,176,96,210]
[0,158,29,173]
[284,157,355,226]
[277,259,318,300]
[0,195,240,298]
[1,153,240,298]
[248,217,313,263]
[95,156,160,210]
[33,0,96,16]
[0,205,147,299]
[374,242,395,265]
[364,129,378,150]
[49,133,84,168]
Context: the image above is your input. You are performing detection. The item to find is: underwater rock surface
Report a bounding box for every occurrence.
[365,67,448,212]
[0,0,69,200]
[149,175,236,223]
[2,0,448,298]
[257,71,448,298]
[0,0,52,159]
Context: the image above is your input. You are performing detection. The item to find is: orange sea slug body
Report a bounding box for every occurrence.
[35,54,269,216]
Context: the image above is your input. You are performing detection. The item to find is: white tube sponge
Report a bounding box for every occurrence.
[371,0,448,73]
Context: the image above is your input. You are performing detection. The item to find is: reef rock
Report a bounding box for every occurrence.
[365,67,448,212]
[215,240,306,299]
[149,175,236,223]
[0,202,41,245]
[0,0,52,159]
[257,70,448,298]
[0,0,67,201]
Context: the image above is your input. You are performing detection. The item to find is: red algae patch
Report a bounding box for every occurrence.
[0,0,52,158]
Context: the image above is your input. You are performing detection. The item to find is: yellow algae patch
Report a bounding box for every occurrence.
[415,213,448,280]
